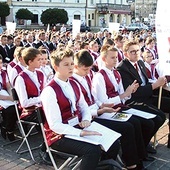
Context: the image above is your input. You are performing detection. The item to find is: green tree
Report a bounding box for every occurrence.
[16,8,34,20]
[41,8,68,25]
[0,2,10,17]
[0,2,10,25]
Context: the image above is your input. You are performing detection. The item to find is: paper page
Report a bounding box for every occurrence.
[0,90,14,109]
[98,112,132,122]
[123,108,156,119]
[65,122,121,152]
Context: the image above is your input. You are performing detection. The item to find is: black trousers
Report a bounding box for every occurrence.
[1,105,17,132]
[51,137,120,170]
[127,102,166,146]
[94,117,146,166]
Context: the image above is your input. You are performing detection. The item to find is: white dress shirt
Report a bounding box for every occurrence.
[14,69,43,108]
[0,71,14,108]
[144,62,157,83]
[72,73,99,117]
[40,76,92,136]
[7,58,18,77]
[129,61,146,86]
[39,65,54,84]
[92,67,127,105]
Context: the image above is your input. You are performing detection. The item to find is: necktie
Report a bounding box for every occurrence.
[134,63,138,72]
[150,64,155,77]
[4,46,8,56]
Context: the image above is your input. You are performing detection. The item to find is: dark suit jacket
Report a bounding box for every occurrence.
[10,46,17,60]
[25,43,36,48]
[34,41,49,49]
[117,58,153,104]
[48,42,57,52]
[0,45,11,63]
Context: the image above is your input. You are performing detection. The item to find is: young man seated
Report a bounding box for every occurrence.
[40,48,120,170]
[71,49,148,170]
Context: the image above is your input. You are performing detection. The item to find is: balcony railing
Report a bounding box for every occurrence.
[96,3,131,11]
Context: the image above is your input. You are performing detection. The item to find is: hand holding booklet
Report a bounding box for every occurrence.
[65,122,121,152]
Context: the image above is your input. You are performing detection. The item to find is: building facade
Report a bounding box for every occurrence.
[2,0,132,27]
[127,0,157,21]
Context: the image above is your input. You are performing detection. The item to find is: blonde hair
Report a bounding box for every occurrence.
[50,48,74,66]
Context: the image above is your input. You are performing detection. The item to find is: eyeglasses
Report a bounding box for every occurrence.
[128,49,140,55]
[145,55,153,58]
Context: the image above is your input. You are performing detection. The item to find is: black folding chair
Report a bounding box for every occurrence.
[36,107,82,170]
[11,88,41,162]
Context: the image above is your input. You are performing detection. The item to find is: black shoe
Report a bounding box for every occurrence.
[168,134,170,148]
[146,144,157,154]
[0,126,6,140]
[7,131,15,141]
[143,156,155,162]
[137,161,148,170]
[39,150,52,166]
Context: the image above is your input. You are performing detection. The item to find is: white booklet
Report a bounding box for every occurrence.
[0,89,14,109]
[65,122,121,152]
[123,108,156,119]
[98,112,132,122]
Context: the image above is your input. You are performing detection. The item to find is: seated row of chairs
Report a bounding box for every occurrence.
[0,88,122,170]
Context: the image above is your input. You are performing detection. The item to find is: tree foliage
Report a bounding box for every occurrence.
[41,8,68,25]
[0,2,10,17]
[16,8,34,20]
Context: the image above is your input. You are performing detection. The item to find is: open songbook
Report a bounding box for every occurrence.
[65,121,121,152]
[123,108,156,119]
[98,112,132,122]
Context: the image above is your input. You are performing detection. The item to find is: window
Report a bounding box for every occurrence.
[88,14,90,19]
[74,15,80,20]
[90,0,94,4]
[92,13,94,20]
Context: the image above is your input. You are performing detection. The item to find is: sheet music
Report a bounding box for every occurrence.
[65,122,121,152]
[123,108,156,119]
[98,112,132,122]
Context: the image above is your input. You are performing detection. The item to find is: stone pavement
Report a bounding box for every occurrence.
[0,118,169,170]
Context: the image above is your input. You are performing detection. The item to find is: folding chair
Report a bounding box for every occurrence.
[11,88,41,162]
[36,107,82,170]
[36,107,123,170]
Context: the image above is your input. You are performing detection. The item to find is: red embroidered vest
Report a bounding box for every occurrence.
[19,70,44,119]
[70,76,95,106]
[99,69,126,109]
[99,69,119,98]
[12,65,23,86]
[8,61,16,68]
[1,70,7,90]
[14,65,23,74]
[44,79,82,146]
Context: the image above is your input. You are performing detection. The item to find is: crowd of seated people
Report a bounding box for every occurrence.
[0,27,169,170]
